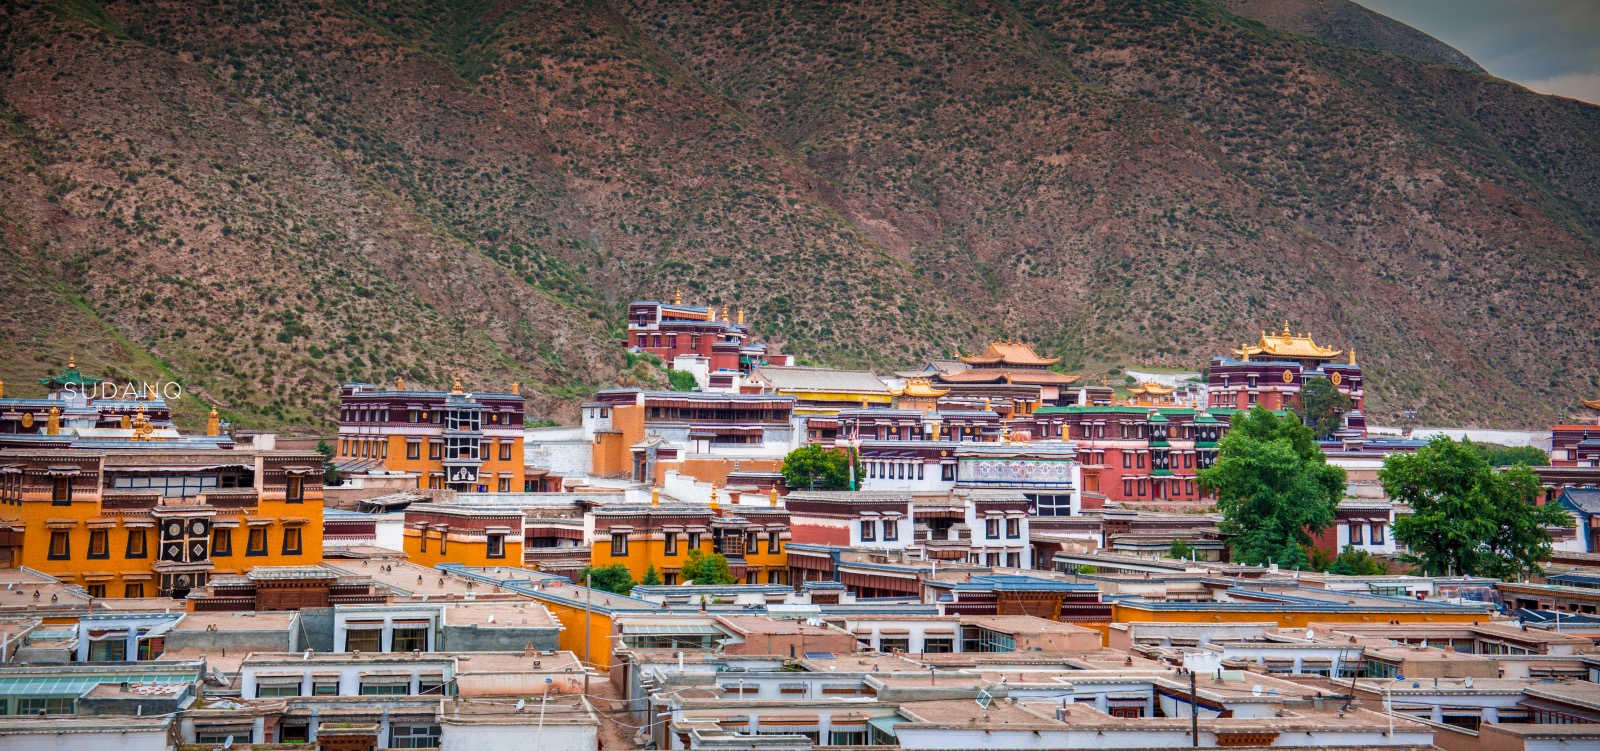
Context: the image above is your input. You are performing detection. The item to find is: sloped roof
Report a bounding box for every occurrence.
[958,341,1060,367]
[748,365,890,394]
[937,368,1079,385]
[1233,323,1342,360]
[1561,487,1600,516]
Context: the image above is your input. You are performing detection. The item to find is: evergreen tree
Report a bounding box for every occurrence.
[576,563,636,595]
[1296,377,1352,440]
[781,445,861,491]
[1197,407,1345,568]
[640,564,663,586]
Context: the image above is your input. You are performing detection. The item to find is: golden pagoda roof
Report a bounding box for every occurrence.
[1582,398,1600,411]
[1232,323,1342,361]
[958,340,1060,367]
[892,377,950,399]
[1128,382,1176,396]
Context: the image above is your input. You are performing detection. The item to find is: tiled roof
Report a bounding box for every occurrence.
[748,366,890,394]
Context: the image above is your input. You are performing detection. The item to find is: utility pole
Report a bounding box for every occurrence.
[1189,669,1198,748]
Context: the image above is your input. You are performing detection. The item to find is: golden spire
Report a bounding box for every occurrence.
[396,376,406,390]
[1349,348,1356,366]
[1282,321,1291,337]
[737,308,745,325]
[130,404,154,441]
[930,421,942,441]
[120,412,130,429]
[46,405,61,436]
[708,482,720,511]
[674,289,683,305]
[452,373,464,395]
[721,305,729,323]
[68,353,76,369]
[1241,344,1250,362]
[0,378,5,399]
[206,406,220,437]
[769,485,779,507]
[511,382,521,395]
[651,486,660,507]
[983,397,992,412]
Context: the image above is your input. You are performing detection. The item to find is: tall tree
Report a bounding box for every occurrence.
[679,550,736,585]
[576,563,636,595]
[640,564,664,586]
[1198,407,1345,569]
[1383,436,1570,578]
[781,445,861,491]
[1296,377,1352,440]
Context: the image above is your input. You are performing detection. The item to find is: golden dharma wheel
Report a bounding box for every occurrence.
[1281,369,1294,384]
[1329,371,1342,386]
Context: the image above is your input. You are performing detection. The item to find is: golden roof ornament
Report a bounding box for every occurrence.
[737,308,745,325]
[721,305,729,323]
[708,482,720,511]
[674,289,683,305]
[452,373,464,395]
[206,406,221,437]
[120,412,131,429]
[1349,349,1356,366]
[511,382,521,395]
[68,353,76,369]
[396,376,406,390]
[0,378,5,399]
[651,486,661,507]
[46,405,61,436]
[769,485,779,507]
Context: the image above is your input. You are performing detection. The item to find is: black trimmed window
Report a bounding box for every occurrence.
[286,475,305,503]
[88,529,109,559]
[48,530,70,560]
[212,528,233,557]
[610,535,628,556]
[52,477,72,505]
[282,527,303,555]
[486,534,505,559]
[859,520,876,541]
[125,528,148,558]
[247,527,269,556]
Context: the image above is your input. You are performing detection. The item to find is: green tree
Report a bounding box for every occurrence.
[576,563,636,595]
[1198,407,1345,569]
[666,369,698,391]
[1296,377,1352,440]
[1167,539,1194,560]
[315,439,341,486]
[679,550,736,585]
[781,445,862,491]
[1383,436,1570,579]
[1325,546,1388,576]
[1467,440,1549,468]
[640,564,663,586]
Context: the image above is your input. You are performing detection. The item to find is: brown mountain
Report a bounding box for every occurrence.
[1217,0,1484,71]
[1,0,1596,430]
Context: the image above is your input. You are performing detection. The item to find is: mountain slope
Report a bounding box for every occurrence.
[1,0,1596,429]
[1216,0,1484,71]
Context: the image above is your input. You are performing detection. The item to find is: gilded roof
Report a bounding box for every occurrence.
[937,369,1079,385]
[892,377,950,398]
[1127,382,1175,395]
[1232,323,1342,361]
[1582,398,1600,411]
[958,341,1060,367]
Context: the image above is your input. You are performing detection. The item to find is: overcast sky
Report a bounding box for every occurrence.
[1356,0,1600,104]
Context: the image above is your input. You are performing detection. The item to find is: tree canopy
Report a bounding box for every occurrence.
[1167,539,1194,560]
[576,563,636,595]
[1382,436,1570,579]
[1325,546,1388,576]
[679,550,736,585]
[640,564,663,586]
[1197,407,1345,569]
[781,445,861,491]
[1465,440,1549,468]
[1296,377,1352,440]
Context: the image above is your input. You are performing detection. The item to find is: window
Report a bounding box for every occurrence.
[986,518,1000,539]
[391,725,442,749]
[1137,479,1147,496]
[768,532,781,555]
[286,475,304,503]
[344,628,382,653]
[689,532,701,550]
[48,531,70,560]
[282,527,303,555]
[87,583,106,599]
[428,441,442,460]
[124,583,144,598]
[1006,518,1020,539]
[247,527,268,556]
[392,627,429,652]
[497,477,510,493]
[942,464,956,481]
[859,520,876,541]
[1122,452,1131,469]
[52,476,72,505]
[313,681,339,696]
[196,730,251,745]
[883,520,898,541]
[88,529,109,559]
[487,534,505,559]
[17,698,75,715]
[125,528,147,558]
[362,682,408,696]
[257,683,302,698]
[611,536,628,556]
[1123,479,1133,496]
[879,637,911,653]
[212,528,233,557]
[1007,552,1020,568]
[664,573,678,585]
[1349,523,1364,545]
[1371,523,1386,545]
[407,441,421,460]
[923,637,955,653]
[499,442,513,461]
[664,533,678,556]
[1137,452,1145,469]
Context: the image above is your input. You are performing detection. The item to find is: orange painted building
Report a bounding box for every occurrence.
[0,446,324,598]
[402,504,523,569]
[582,389,795,483]
[335,378,526,493]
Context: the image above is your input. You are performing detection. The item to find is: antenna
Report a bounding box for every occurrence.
[1252,685,1263,697]
[516,698,526,712]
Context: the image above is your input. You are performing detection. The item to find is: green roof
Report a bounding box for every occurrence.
[1147,413,1170,423]
[0,670,196,698]
[1151,468,1175,477]
[1195,441,1219,449]
[1035,405,1150,415]
[40,363,102,390]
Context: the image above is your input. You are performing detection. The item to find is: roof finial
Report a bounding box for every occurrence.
[1349,348,1356,366]
[674,288,683,305]
[46,404,61,436]
[206,406,221,437]
[737,308,745,325]
[769,485,779,507]
[709,482,720,511]
[452,373,464,394]
[511,382,521,395]
[1282,321,1291,336]
[651,486,661,507]
[396,376,406,390]
[68,353,76,369]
